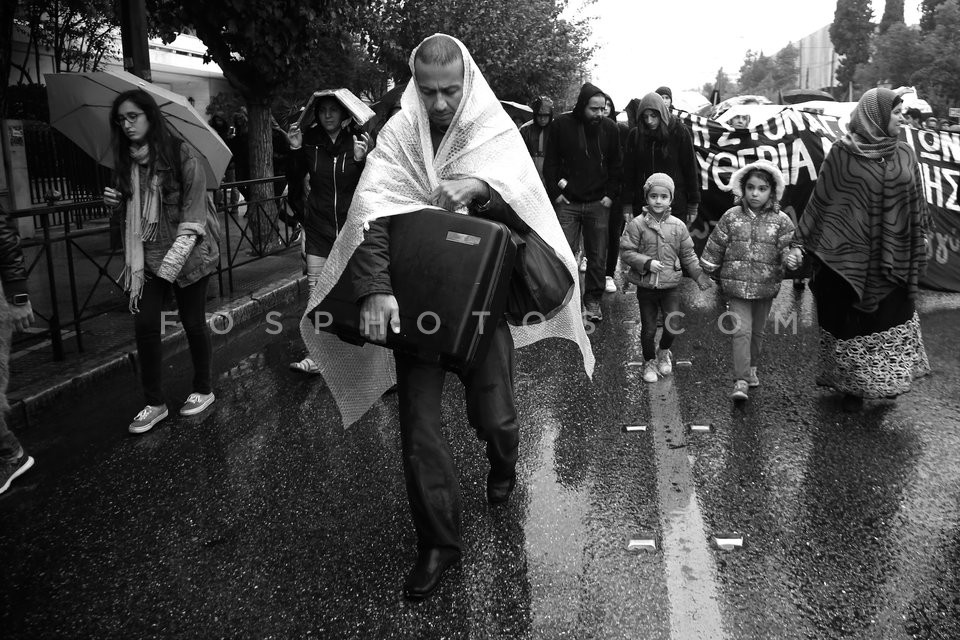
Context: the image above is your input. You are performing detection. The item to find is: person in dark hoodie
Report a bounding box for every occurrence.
[543,82,622,323]
[623,92,700,227]
[519,96,554,184]
[602,93,631,293]
[286,93,371,373]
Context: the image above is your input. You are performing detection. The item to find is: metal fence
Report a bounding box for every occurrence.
[8,176,296,360]
[22,122,112,216]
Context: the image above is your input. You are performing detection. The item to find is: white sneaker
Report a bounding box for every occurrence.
[180,392,215,416]
[656,349,673,375]
[604,276,617,293]
[731,380,749,401]
[746,366,760,387]
[579,256,588,272]
[642,360,659,383]
[129,404,169,434]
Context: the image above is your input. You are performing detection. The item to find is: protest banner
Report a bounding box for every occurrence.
[676,109,960,291]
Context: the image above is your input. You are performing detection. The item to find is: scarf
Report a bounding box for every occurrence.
[841,88,899,160]
[299,34,594,427]
[124,144,161,306]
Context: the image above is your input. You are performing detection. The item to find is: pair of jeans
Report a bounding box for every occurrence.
[606,200,625,277]
[556,200,609,304]
[394,320,518,552]
[636,287,682,362]
[726,296,774,381]
[134,274,212,406]
[0,295,22,462]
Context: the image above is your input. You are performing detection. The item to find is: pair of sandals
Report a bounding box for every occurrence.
[289,357,321,374]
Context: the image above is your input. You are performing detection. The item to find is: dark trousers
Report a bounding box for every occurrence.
[134,274,212,406]
[556,200,609,304]
[0,295,21,462]
[606,200,625,277]
[636,287,682,361]
[394,321,518,552]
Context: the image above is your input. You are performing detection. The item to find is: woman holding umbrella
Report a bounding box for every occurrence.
[286,91,371,374]
[102,89,222,434]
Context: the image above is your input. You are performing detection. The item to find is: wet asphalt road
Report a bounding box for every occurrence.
[2,280,959,639]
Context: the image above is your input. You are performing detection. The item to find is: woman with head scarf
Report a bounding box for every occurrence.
[786,88,931,412]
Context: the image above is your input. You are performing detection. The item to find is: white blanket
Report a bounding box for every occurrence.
[299,34,595,427]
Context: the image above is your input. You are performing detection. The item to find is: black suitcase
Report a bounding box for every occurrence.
[309,208,517,373]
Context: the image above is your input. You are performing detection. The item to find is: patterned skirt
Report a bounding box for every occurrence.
[816,311,930,398]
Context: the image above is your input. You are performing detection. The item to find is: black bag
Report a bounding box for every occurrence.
[505,228,575,326]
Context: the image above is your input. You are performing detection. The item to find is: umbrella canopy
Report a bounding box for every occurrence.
[696,94,774,120]
[500,100,533,124]
[44,70,232,186]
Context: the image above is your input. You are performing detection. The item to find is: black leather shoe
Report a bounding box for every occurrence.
[402,547,461,601]
[486,471,517,505]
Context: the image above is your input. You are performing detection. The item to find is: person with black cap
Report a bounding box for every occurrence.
[656,86,673,110]
[543,82,623,323]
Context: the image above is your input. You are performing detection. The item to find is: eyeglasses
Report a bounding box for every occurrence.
[114,112,144,125]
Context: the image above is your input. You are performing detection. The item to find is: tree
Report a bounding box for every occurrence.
[735,45,797,101]
[373,0,594,103]
[830,0,874,92]
[879,0,904,33]
[702,68,738,103]
[912,0,960,113]
[150,0,379,250]
[0,0,19,116]
[853,22,926,89]
[12,0,120,84]
[920,0,948,30]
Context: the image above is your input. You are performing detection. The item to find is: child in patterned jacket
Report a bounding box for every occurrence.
[700,160,796,401]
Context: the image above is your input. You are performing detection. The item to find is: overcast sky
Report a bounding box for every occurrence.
[581,0,922,107]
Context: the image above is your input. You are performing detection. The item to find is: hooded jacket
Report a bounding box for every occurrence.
[287,124,365,258]
[519,96,554,182]
[543,83,622,203]
[623,92,700,216]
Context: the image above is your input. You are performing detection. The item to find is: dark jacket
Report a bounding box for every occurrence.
[288,126,365,258]
[350,190,528,302]
[543,83,622,203]
[0,209,28,300]
[623,93,700,216]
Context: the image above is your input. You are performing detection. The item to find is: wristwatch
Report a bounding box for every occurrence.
[8,293,29,306]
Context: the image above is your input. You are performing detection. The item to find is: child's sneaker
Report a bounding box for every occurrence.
[128,404,168,434]
[0,453,35,495]
[642,360,659,383]
[656,349,673,376]
[731,380,749,401]
[180,392,215,416]
[604,276,617,293]
[746,366,760,387]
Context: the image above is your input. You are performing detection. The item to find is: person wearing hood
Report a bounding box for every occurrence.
[602,93,631,293]
[543,82,623,322]
[519,96,554,184]
[623,92,700,227]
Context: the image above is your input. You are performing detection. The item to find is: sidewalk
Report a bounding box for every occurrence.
[7,249,308,431]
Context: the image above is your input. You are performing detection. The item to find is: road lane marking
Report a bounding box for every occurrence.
[649,378,726,640]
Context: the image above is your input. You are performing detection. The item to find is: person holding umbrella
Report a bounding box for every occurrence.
[102,89,222,434]
[286,91,371,374]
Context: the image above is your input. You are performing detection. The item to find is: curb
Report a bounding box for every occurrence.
[13,275,308,430]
